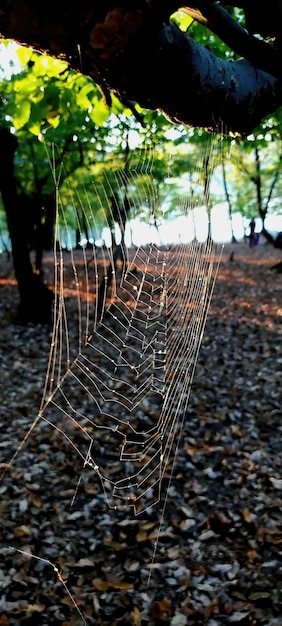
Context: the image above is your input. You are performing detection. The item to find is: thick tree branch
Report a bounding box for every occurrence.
[0,1,282,134]
[185,3,280,78]
[84,19,282,134]
[153,2,280,77]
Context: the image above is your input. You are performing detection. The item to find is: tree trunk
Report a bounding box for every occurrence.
[0,129,53,323]
[251,146,282,253]
[222,158,237,242]
[202,153,213,241]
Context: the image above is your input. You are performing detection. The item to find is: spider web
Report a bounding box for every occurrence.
[38,139,221,516]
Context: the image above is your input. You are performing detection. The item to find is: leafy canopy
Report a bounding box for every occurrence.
[0,38,281,241]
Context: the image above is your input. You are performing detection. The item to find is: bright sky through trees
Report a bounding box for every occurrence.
[0,41,21,79]
[0,41,281,246]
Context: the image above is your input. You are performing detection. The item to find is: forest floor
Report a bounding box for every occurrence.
[0,241,282,626]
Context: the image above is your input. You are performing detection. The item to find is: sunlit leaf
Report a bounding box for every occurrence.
[46,113,60,128]
[33,54,68,77]
[111,93,134,117]
[88,98,110,126]
[16,46,33,67]
[13,99,31,129]
[171,10,194,31]
[75,83,96,110]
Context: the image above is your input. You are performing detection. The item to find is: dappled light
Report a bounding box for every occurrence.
[210,246,282,332]
[0,277,17,286]
[0,240,281,624]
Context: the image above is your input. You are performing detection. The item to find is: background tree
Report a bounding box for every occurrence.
[0,48,144,321]
[230,130,282,241]
[1,0,282,323]
[221,153,237,244]
[1,46,215,321]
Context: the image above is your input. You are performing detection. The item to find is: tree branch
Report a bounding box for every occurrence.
[153,2,280,77]
[1,1,282,134]
[185,2,280,78]
[92,19,282,135]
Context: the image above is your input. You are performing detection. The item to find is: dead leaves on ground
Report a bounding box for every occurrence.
[0,244,282,624]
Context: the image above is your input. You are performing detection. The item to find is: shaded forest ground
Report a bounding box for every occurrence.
[0,241,281,626]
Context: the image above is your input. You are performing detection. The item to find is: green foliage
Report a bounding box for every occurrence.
[185,6,246,61]
[222,131,282,220]
[0,37,281,248]
[0,45,111,135]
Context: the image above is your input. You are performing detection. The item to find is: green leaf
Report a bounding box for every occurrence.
[46,113,60,128]
[171,10,193,31]
[75,83,95,110]
[33,54,68,77]
[13,99,31,129]
[88,98,110,126]
[13,74,39,95]
[28,101,46,131]
[28,121,42,136]
[45,82,60,107]
[16,46,33,67]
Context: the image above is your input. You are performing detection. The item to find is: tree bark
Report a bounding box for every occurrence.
[250,145,282,250]
[222,158,237,243]
[0,128,53,323]
[1,1,282,134]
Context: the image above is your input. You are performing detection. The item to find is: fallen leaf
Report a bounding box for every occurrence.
[228,612,251,623]
[241,508,255,524]
[208,511,232,534]
[171,614,187,625]
[13,525,31,537]
[149,599,173,621]
[92,577,134,591]
[92,578,111,591]
[75,558,95,568]
[248,591,271,601]
[23,603,45,613]
[110,579,134,590]
[270,477,282,490]
[28,492,42,507]
[132,606,141,626]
